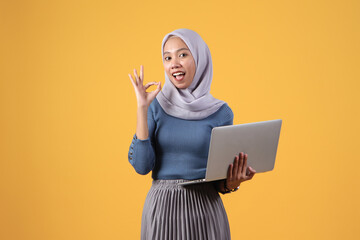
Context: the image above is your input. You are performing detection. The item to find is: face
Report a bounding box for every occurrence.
[163,36,196,89]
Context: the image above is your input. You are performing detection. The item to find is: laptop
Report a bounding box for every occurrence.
[178,119,282,186]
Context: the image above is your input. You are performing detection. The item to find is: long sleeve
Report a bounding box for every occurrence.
[128,107,156,175]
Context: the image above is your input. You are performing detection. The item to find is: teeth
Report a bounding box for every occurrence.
[173,72,184,76]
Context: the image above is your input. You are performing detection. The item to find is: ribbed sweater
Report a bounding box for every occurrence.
[128,98,233,180]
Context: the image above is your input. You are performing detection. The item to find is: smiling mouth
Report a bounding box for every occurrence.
[172,72,185,81]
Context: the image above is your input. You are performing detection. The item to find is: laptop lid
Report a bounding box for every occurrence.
[205,119,282,181]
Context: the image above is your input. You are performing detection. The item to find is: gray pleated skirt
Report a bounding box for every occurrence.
[141,179,231,240]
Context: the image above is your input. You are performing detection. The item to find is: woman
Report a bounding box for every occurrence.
[128,28,256,240]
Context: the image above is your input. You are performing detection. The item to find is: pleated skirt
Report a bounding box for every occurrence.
[141,179,231,240]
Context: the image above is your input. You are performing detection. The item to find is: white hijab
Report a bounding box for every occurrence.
[156,28,226,120]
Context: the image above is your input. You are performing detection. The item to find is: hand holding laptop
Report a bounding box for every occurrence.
[225,152,256,190]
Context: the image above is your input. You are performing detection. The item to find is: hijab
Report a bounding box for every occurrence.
[156,28,226,120]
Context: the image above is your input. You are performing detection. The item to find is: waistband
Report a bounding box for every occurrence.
[151,179,217,191]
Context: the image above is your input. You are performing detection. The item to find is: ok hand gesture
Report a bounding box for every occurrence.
[128,65,161,108]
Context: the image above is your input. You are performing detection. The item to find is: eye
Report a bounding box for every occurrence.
[164,56,171,61]
[180,53,187,57]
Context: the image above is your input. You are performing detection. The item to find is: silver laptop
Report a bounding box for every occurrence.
[178,119,282,186]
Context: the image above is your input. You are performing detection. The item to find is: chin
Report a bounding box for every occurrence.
[170,79,192,89]
[173,82,189,89]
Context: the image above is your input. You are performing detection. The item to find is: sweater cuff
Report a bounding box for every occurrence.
[133,133,150,142]
[129,133,151,164]
[128,133,154,175]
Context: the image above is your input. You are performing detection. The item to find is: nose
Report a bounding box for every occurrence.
[170,57,181,69]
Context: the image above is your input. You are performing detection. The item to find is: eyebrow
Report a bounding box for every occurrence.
[163,48,190,55]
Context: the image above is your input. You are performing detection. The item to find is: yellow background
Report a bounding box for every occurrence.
[1,0,359,239]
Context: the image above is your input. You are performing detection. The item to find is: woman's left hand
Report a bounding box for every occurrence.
[225,152,256,190]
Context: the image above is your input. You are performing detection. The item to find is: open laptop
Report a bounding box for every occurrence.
[178,119,282,186]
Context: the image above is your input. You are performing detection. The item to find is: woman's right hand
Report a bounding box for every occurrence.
[128,65,161,108]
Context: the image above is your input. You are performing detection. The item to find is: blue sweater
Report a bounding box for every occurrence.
[128,98,234,180]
